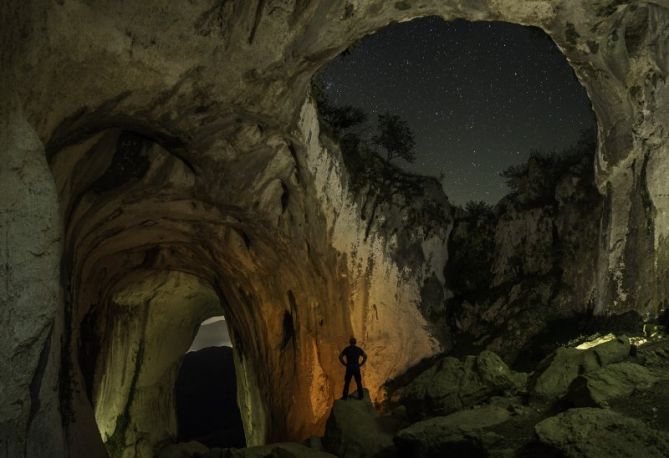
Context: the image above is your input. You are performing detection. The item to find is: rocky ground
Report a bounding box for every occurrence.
[159,332,669,457]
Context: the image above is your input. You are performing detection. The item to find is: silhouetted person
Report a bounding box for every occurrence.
[339,337,367,400]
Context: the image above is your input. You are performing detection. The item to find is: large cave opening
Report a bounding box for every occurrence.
[4,1,668,457]
[176,316,246,448]
[312,16,619,369]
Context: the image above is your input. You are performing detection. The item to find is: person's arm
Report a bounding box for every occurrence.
[360,351,368,367]
[339,350,347,366]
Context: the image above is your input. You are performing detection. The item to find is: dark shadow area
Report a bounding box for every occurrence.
[175,346,246,448]
[513,310,644,372]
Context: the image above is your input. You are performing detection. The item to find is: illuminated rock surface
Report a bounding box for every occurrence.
[1,1,669,457]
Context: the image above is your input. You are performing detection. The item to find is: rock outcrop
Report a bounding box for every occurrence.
[2,1,669,457]
[322,390,395,458]
[384,336,669,458]
[531,335,631,399]
[444,142,605,363]
[399,351,526,420]
[566,361,657,407]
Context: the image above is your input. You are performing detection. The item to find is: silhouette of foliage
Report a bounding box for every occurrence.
[373,113,416,163]
[500,129,596,205]
[311,75,447,239]
[311,77,367,136]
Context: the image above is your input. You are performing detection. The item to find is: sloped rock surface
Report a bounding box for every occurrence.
[566,362,657,407]
[400,351,526,420]
[394,406,510,458]
[535,408,669,458]
[322,390,395,458]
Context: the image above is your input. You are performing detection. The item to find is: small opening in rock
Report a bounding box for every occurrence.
[176,316,246,448]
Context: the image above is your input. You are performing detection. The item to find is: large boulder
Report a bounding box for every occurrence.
[322,390,395,458]
[535,408,669,458]
[399,351,526,420]
[394,406,510,458]
[531,336,630,399]
[566,362,657,407]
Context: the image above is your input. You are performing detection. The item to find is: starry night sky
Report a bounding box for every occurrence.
[319,17,597,205]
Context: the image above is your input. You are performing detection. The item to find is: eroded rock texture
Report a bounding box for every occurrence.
[1,1,669,457]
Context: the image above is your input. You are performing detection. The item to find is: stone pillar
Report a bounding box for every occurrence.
[0,87,66,457]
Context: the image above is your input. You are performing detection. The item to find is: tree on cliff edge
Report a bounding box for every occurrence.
[311,76,419,239]
[373,113,416,164]
[362,112,417,238]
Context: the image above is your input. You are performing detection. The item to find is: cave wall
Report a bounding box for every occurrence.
[1,1,669,456]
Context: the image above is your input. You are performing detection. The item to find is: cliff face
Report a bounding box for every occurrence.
[444,144,604,365]
[1,1,669,457]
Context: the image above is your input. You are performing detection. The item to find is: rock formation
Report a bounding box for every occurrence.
[2,1,669,457]
[320,335,669,457]
[443,140,605,363]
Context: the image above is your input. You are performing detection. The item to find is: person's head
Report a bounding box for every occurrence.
[349,337,356,345]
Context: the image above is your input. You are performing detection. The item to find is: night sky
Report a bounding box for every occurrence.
[188,316,231,351]
[319,17,596,205]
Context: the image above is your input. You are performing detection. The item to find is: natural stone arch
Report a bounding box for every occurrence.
[48,126,350,454]
[2,1,669,457]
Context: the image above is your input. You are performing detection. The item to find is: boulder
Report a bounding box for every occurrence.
[535,408,669,458]
[566,362,657,407]
[204,443,336,458]
[477,351,528,390]
[322,390,395,458]
[591,335,632,366]
[394,406,510,458]
[531,336,630,399]
[400,351,526,420]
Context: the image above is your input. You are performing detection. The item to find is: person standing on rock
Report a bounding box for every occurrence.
[339,337,367,400]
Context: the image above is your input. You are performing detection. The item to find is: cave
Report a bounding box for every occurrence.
[2,1,669,457]
[175,317,245,449]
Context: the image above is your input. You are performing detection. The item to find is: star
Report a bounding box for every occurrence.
[319,16,596,205]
